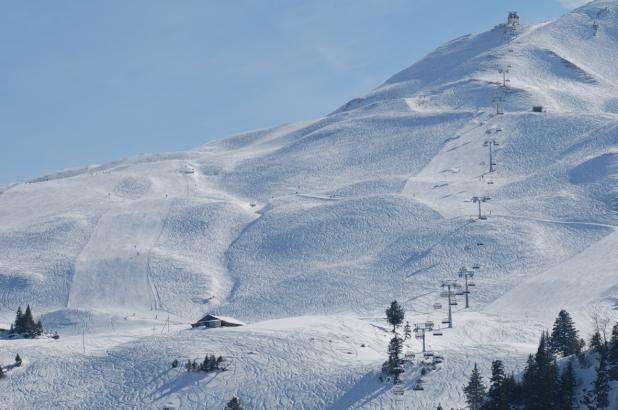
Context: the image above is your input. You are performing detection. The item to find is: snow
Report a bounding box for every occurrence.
[0,1,617,408]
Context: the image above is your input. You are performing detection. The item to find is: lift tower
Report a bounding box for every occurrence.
[483,139,500,173]
[458,267,475,309]
[471,196,491,220]
[440,280,459,328]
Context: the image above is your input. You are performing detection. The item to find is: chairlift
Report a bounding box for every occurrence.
[405,352,415,360]
[424,321,434,329]
[433,330,443,336]
[439,291,449,298]
[472,264,480,270]
[423,351,434,357]
[433,302,442,310]
[455,291,465,296]
[477,242,485,246]
[442,318,451,324]
[479,216,488,220]
[393,385,405,395]
[450,300,458,306]
[487,181,495,185]
[468,282,476,287]
[413,382,425,391]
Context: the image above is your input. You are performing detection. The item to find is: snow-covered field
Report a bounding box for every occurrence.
[1,1,617,408]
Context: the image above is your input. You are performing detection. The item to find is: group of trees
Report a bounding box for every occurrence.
[184,354,224,373]
[224,396,242,410]
[9,305,43,338]
[0,354,23,380]
[463,310,618,410]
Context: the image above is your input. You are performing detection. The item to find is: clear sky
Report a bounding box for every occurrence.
[1,0,585,185]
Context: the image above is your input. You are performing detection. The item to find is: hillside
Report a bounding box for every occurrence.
[0,1,617,409]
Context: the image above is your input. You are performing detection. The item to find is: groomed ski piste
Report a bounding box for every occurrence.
[1,1,618,408]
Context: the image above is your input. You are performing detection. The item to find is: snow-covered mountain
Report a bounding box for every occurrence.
[1,1,617,408]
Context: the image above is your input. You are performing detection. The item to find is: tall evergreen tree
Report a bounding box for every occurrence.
[22,305,34,335]
[387,336,403,371]
[14,354,22,367]
[12,306,23,334]
[224,396,242,410]
[556,361,576,410]
[504,372,522,406]
[385,301,405,333]
[522,331,559,410]
[608,322,618,381]
[590,331,606,354]
[593,353,610,409]
[549,310,580,356]
[485,360,509,410]
[0,366,4,379]
[463,363,486,410]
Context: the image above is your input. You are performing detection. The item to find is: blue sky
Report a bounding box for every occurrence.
[0,1,582,184]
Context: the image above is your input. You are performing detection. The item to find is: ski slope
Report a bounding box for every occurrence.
[1,1,617,408]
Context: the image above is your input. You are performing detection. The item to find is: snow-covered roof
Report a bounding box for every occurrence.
[199,314,245,326]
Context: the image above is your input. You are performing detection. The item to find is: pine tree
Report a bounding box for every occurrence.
[385,301,405,333]
[436,405,443,410]
[556,361,576,410]
[504,372,522,406]
[0,366,4,379]
[549,310,580,356]
[14,354,22,367]
[12,306,23,334]
[22,305,35,336]
[590,331,605,354]
[593,353,610,409]
[224,396,242,410]
[35,320,43,336]
[463,363,486,410]
[522,331,559,410]
[608,322,618,380]
[387,336,403,371]
[403,321,412,340]
[485,360,508,410]
[185,359,192,372]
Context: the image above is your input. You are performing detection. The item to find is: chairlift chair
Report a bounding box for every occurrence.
[424,321,434,329]
[439,291,449,298]
[433,302,442,310]
[442,318,451,324]
[468,282,476,287]
[472,264,480,270]
[423,351,434,357]
[413,382,425,391]
[433,330,443,336]
[450,300,458,306]
[393,385,405,395]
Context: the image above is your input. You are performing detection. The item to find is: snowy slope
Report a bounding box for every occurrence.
[0,1,617,408]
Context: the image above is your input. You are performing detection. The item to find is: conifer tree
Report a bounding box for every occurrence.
[387,336,403,370]
[224,396,242,410]
[590,331,605,354]
[12,306,23,334]
[549,310,580,356]
[0,366,4,379]
[436,405,443,410]
[463,363,486,410]
[593,353,610,409]
[403,321,412,340]
[522,331,559,410]
[556,361,576,410]
[485,360,508,410]
[22,305,34,336]
[504,372,522,406]
[14,354,22,367]
[385,301,405,333]
[608,322,618,380]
